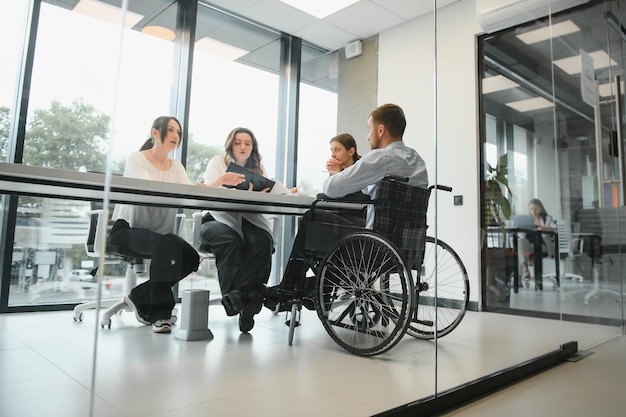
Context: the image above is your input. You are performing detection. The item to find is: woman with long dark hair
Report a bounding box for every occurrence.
[110,116,200,333]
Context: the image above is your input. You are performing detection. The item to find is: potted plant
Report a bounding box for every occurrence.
[485,153,512,228]
[484,153,514,306]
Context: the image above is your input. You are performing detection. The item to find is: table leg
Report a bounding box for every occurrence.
[534,235,543,291]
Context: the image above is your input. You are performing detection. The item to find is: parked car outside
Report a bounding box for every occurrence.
[68,269,95,282]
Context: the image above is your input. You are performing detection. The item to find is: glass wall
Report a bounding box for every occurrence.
[2,0,624,415]
[297,45,339,196]
[4,0,180,307]
[2,0,338,307]
[185,2,283,294]
[480,1,625,328]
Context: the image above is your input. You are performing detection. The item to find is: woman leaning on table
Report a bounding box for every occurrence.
[110,116,200,334]
[200,127,278,333]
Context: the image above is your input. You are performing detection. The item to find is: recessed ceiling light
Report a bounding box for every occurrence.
[482,75,520,94]
[505,97,554,112]
[73,0,143,28]
[280,0,359,19]
[516,20,580,44]
[142,26,176,41]
[195,37,249,61]
[554,50,618,75]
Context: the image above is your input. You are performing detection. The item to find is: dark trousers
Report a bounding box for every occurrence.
[200,218,273,297]
[108,220,199,322]
[282,209,365,287]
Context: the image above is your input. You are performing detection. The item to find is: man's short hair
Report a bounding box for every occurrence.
[370,104,406,138]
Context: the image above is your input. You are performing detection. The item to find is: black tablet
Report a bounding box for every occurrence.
[225,162,275,192]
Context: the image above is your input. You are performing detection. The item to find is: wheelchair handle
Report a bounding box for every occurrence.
[429,184,453,192]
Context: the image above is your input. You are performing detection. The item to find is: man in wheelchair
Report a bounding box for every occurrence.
[265,103,429,312]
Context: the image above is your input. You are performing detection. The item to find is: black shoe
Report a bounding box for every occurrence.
[239,292,263,333]
[239,311,255,333]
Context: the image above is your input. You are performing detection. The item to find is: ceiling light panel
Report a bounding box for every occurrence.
[482,75,520,94]
[516,20,580,44]
[505,97,554,112]
[280,0,360,19]
[598,80,625,97]
[195,37,249,61]
[554,50,618,75]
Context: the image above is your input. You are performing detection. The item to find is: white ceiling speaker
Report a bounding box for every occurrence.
[344,40,362,59]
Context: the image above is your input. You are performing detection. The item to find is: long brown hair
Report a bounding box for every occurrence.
[528,198,549,224]
[223,127,264,174]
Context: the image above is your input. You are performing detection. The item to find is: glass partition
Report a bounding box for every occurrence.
[186,2,282,294]
[2,0,625,416]
[480,0,624,348]
[297,45,338,196]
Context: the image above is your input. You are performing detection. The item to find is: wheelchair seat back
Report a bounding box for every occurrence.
[373,177,431,269]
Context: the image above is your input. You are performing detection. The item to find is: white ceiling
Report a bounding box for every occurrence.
[205,0,461,51]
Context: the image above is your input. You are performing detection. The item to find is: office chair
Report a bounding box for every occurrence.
[543,220,584,288]
[72,203,184,328]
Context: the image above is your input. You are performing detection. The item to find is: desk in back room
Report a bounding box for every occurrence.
[487,227,559,292]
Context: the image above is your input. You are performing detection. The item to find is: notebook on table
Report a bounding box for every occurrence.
[225,162,275,192]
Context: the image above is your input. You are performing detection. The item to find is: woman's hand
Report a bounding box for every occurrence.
[221,172,246,187]
[247,182,270,193]
[325,157,342,173]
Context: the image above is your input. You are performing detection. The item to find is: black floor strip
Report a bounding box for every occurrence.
[373,341,578,417]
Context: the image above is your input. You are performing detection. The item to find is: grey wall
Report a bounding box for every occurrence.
[337,36,378,155]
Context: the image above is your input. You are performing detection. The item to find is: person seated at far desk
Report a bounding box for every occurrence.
[518,198,556,288]
[266,103,429,309]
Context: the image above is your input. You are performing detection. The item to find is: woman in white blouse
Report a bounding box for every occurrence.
[110,116,200,334]
[201,127,276,333]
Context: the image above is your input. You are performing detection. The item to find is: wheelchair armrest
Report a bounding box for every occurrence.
[314,192,372,204]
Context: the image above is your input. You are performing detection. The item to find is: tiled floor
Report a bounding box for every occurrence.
[0,301,624,417]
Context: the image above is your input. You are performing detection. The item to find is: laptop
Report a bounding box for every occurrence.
[508,214,536,229]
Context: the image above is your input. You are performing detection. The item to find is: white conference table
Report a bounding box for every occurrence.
[0,162,346,215]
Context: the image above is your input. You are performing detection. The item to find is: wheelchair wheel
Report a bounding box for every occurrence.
[407,236,469,339]
[315,232,415,356]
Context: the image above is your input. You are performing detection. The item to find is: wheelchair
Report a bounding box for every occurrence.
[266,176,470,356]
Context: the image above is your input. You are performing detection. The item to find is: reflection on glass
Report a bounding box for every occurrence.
[25,1,176,173]
[298,45,338,195]
[0,1,29,163]
[188,4,280,184]
[8,196,133,306]
[481,1,625,325]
